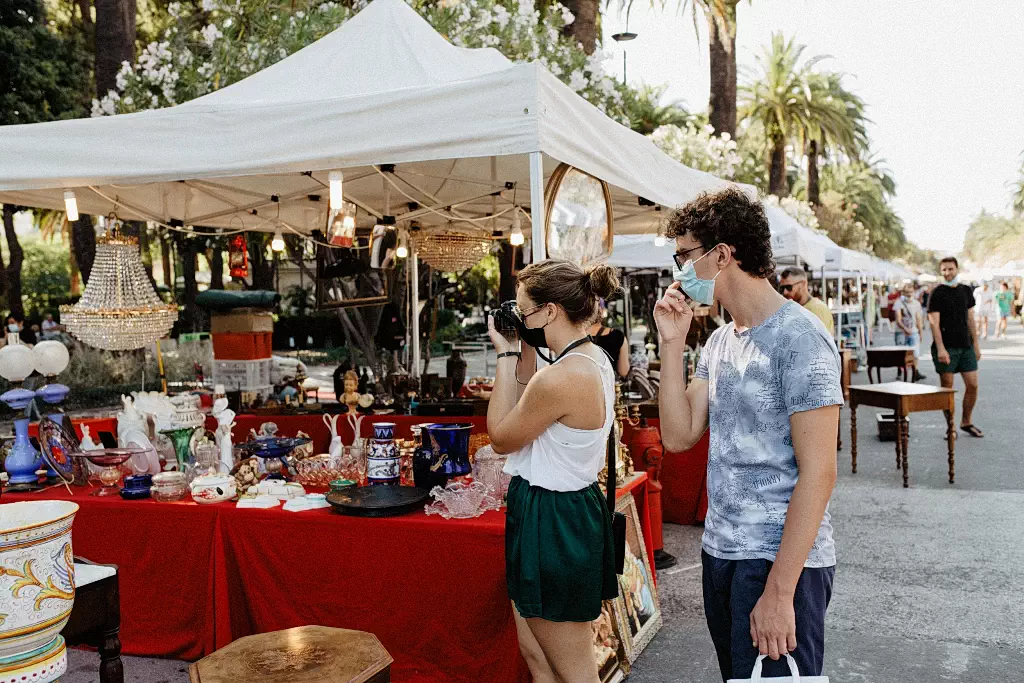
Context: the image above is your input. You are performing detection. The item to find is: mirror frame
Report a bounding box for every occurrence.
[543,163,615,264]
[315,229,391,310]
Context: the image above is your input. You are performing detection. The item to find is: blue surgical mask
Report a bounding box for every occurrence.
[672,247,722,305]
[943,276,959,287]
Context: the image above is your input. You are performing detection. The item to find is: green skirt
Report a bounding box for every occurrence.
[505,475,618,622]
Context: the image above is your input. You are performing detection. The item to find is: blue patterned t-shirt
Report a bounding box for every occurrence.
[695,301,842,568]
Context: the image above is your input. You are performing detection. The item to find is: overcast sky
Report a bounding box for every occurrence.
[601,0,1024,255]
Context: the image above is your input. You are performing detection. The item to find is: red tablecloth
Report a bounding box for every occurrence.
[4,473,652,682]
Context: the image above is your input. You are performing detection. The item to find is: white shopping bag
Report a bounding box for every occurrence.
[727,654,829,683]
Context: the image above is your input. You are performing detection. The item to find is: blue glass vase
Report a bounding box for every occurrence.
[422,423,473,478]
[6,417,41,485]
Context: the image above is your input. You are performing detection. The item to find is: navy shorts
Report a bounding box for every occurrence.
[702,551,835,682]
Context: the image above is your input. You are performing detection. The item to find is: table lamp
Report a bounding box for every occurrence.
[0,342,40,491]
[33,341,72,480]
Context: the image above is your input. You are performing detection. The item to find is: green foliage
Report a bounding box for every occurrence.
[0,0,90,125]
[812,191,870,252]
[962,211,1024,267]
[20,238,72,316]
[621,84,690,135]
[813,159,906,259]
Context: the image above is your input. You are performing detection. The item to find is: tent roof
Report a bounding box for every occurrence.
[0,0,730,234]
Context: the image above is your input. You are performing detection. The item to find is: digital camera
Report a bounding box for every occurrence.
[490,301,521,340]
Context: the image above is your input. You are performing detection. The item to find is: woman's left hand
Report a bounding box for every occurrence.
[487,315,516,355]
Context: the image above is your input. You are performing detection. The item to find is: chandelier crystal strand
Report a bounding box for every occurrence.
[60,231,178,351]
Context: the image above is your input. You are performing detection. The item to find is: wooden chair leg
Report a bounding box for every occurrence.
[850,404,858,473]
[99,627,124,683]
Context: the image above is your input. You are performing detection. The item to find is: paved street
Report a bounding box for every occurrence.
[63,322,1024,682]
[632,321,1024,682]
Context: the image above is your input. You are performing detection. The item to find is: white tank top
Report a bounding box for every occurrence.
[502,350,616,492]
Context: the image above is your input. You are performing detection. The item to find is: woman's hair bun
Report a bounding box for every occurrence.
[585,264,620,301]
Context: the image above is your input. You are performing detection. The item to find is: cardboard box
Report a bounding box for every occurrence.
[210,311,274,334]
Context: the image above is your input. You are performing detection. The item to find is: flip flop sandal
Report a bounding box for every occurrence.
[960,425,984,438]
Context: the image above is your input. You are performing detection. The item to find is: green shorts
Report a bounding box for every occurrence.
[505,476,618,622]
[931,345,978,375]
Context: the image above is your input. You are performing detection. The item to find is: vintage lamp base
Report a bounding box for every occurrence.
[4,481,43,493]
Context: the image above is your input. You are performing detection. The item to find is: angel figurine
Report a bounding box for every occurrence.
[213,397,237,472]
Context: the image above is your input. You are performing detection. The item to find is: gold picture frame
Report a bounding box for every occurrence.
[615,491,662,662]
[544,163,615,264]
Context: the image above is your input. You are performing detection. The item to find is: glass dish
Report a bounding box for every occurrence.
[294,454,345,487]
[424,481,502,520]
[151,471,187,502]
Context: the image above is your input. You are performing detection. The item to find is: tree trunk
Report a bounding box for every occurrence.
[159,231,173,290]
[77,0,94,33]
[769,133,788,197]
[807,139,820,205]
[72,215,97,284]
[248,234,275,290]
[175,234,199,332]
[209,243,224,290]
[498,243,516,303]
[94,0,136,98]
[560,0,599,55]
[707,7,738,138]
[2,206,25,320]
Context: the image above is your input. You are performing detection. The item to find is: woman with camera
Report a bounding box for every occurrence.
[487,259,620,683]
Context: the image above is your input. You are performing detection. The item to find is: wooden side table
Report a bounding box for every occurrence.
[65,558,123,683]
[189,626,392,683]
[849,382,956,488]
[866,346,915,383]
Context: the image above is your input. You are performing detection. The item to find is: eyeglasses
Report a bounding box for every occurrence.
[672,245,706,269]
[509,302,547,319]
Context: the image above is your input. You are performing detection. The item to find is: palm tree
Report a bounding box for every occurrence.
[1012,155,1024,217]
[622,84,690,134]
[802,72,868,205]
[814,157,906,258]
[94,0,135,97]
[740,33,866,197]
[561,0,600,54]
[674,1,747,138]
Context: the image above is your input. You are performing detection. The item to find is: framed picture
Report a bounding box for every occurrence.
[592,599,627,682]
[315,228,392,309]
[615,491,662,662]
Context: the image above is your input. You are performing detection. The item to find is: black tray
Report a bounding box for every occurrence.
[326,485,430,517]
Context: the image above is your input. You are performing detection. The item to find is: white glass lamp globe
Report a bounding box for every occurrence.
[0,344,36,383]
[32,340,71,377]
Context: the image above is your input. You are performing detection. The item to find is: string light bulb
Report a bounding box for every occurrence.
[64,190,79,222]
[271,229,285,252]
[328,171,343,210]
[510,208,525,246]
[654,234,666,247]
[396,237,408,259]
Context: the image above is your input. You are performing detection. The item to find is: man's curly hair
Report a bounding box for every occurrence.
[665,188,775,279]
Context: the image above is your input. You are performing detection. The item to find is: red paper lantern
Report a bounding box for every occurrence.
[229,234,249,279]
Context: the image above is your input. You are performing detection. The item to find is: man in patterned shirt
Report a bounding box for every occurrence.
[656,189,842,681]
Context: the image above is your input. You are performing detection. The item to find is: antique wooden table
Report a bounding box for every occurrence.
[866,346,916,383]
[849,382,957,488]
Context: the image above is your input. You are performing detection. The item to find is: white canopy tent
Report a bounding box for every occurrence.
[0,0,740,374]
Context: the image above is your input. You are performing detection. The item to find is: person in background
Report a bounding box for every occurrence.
[973,281,993,340]
[657,189,840,681]
[995,281,1013,339]
[40,314,61,340]
[929,257,983,438]
[779,267,835,334]
[892,283,926,381]
[863,283,877,345]
[588,304,630,377]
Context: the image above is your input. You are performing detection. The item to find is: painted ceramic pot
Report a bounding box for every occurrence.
[367,439,399,486]
[189,474,237,505]
[422,423,473,478]
[0,501,77,669]
[372,422,397,441]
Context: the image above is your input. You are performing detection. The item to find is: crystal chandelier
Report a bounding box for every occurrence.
[414,229,492,273]
[61,228,178,351]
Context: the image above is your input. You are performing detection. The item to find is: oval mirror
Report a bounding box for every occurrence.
[544,164,614,264]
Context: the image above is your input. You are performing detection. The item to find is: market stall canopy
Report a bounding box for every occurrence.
[766,207,833,270]
[0,0,731,234]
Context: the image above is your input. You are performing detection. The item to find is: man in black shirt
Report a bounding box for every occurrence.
[928,257,983,437]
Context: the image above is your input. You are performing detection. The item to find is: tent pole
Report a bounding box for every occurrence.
[622,272,632,344]
[411,247,420,382]
[529,152,546,262]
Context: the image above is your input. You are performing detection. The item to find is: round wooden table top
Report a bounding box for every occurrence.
[189,626,392,683]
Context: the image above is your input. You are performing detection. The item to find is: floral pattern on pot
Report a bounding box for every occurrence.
[0,501,77,662]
